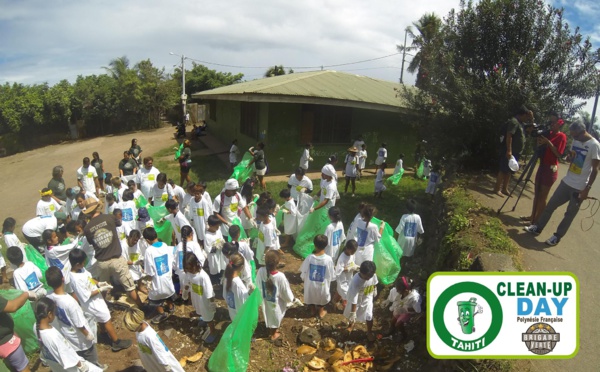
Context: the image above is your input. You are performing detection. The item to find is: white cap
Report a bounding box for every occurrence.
[321,164,337,178]
[224,178,240,190]
[508,156,519,172]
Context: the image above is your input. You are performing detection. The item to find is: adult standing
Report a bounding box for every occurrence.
[48,166,67,201]
[352,135,365,151]
[523,113,567,223]
[91,152,105,192]
[287,168,314,203]
[229,139,240,170]
[76,157,99,196]
[136,156,160,199]
[178,139,192,187]
[129,139,142,166]
[118,151,138,183]
[493,105,532,196]
[248,142,267,191]
[213,179,254,237]
[299,143,313,171]
[82,199,143,307]
[525,120,600,245]
[0,291,31,372]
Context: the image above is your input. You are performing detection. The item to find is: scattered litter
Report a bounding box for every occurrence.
[178,351,203,367]
[296,344,317,356]
[404,340,415,353]
[320,337,336,351]
[306,356,327,370]
[163,327,175,339]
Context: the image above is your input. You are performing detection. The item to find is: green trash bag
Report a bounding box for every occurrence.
[275,206,284,229]
[230,218,248,240]
[0,289,39,354]
[371,218,403,285]
[147,205,173,245]
[386,168,405,186]
[293,206,329,259]
[230,152,254,184]
[174,143,183,161]
[135,194,149,209]
[250,260,257,284]
[207,290,261,372]
[25,245,50,289]
[416,160,425,179]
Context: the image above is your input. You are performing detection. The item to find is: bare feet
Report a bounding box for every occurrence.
[318,308,328,319]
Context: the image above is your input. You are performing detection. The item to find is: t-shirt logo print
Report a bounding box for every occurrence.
[154,254,170,276]
[568,145,588,175]
[332,230,342,246]
[404,222,417,238]
[309,264,326,283]
[92,228,114,249]
[357,228,368,246]
[24,272,40,290]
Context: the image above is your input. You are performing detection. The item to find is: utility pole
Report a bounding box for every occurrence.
[400,28,409,84]
[590,84,599,133]
[170,52,188,121]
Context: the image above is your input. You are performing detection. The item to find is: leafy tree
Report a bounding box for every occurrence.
[173,62,244,96]
[401,0,600,168]
[398,13,442,88]
[264,65,286,78]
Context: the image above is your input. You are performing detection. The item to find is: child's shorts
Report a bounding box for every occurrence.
[393,312,413,327]
[148,293,177,307]
[0,338,28,372]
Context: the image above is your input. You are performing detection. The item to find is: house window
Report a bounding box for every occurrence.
[240,102,259,139]
[301,104,351,144]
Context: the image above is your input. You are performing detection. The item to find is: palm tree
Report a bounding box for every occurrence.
[264,65,286,78]
[103,56,130,80]
[397,13,442,88]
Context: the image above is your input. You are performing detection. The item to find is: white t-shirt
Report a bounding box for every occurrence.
[186,270,215,321]
[375,147,387,165]
[174,240,205,275]
[299,148,311,169]
[375,169,386,192]
[319,179,338,207]
[354,219,381,265]
[70,269,111,323]
[353,140,365,150]
[150,183,174,208]
[136,324,185,372]
[45,242,77,286]
[3,233,27,263]
[324,221,346,259]
[144,242,176,301]
[13,262,43,291]
[395,213,424,257]
[387,288,422,316]
[344,154,359,177]
[22,216,57,238]
[46,292,94,352]
[257,268,294,328]
[288,175,314,201]
[257,219,280,265]
[120,200,138,231]
[204,230,227,275]
[171,184,186,204]
[563,137,600,190]
[346,213,363,242]
[77,166,98,194]
[136,166,161,199]
[282,199,298,235]
[165,211,195,243]
[36,198,61,217]
[237,240,255,264]
[121,239,144,281]
[358,150,367,169]
[188,195,213,242]
[213,192,247,235]
[223,276,249,321]
[343,273,378,322]
[105,201,122,215]
[300,253,334,306]
[335,252,357,299]
[394,159,404,174]
[229,144,239,164]
[36,326,85,371]
[322,163,338,181]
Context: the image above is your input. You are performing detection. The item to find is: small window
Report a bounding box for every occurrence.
[240,102,259,139]
[301,104,351,144]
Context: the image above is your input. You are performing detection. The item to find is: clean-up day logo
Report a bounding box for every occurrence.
[428,273,578,359]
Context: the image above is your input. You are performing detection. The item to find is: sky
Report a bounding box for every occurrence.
[0,0,599,111]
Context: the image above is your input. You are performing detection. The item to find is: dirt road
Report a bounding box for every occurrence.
[469,164,599,371]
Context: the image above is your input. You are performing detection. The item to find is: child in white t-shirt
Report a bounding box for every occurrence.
[423,159,432,179]
[324,206,346,260]
[183,253,217,343]
[358,144,367,179]
[121,229,147,294]
[375,143,387,166]
[122,308,185,372]
[230,139,240,169]
[204,216,226,279]
[394,153,405,175]
[113,209,132,242]
[257,250,295,341]
[68,249,133,352]
[343,261,378,341]
[300,235,335,319]
[2,217,27,281]
[223,253,250,321]
[104,193,121,215]
[426,167,441,196]
[34,297,104,372]
[142,227,176,325]
[44,229,78,293]
[168,179,186,205]
[36,188,62,217]
[279,189,298,248]
[164,199,196,244]
[353,205,384,266]
[174,225,205,301]
[120,190,138,232]
[333,240,359,310]
[7,246,46,300]
[374,163,387,198]
[395,199,425,258]
[256,206,280,266]
[222,242,253,288]
[188,182,213,244]
[382,276,422,340]
[150,173,174,208]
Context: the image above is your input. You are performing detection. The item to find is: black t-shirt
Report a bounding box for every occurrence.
[48,177,67,201]
[179,147,191,163]
[84,214,122,261]
[130,145,142,157]
[119,159,137,176]
[0,296,15,345]
[254,150,266,170]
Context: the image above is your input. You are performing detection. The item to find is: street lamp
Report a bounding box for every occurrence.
[170,52,189,120]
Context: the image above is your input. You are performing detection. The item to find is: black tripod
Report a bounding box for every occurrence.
[497,147,544,214]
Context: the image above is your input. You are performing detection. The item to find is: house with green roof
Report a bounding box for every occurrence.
[192,70,418,173]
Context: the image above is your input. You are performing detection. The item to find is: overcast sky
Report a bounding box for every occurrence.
[0,0,598,110]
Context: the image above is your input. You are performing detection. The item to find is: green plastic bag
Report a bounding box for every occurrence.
[147,205,173,245]
[0,289,38,354]
[416,160,425,179]
[371,218,403,285]
[293,206,329,259]
[275,207,284,229]
[208,290,261,372]
[135,194,149,209]
[387,168,405,186]
[231,218,248,240]
[25,245,50,289]
[174,143,183,161]
[250,260,256,284]
[230,152,254,184]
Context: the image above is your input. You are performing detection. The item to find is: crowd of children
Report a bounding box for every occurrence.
[0,136,435,372]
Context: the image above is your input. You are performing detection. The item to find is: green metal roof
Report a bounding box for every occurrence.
[192,70,411,113]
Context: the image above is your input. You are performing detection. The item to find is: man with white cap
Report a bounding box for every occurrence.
[213,179,255,236]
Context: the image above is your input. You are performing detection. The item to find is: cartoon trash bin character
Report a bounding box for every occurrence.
[457,297,483,334]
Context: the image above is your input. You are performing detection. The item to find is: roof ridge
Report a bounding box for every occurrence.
[250,70,330,92]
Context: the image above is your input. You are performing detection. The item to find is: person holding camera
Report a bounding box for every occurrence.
[522,113,567,223]
[493,105,532,197]
[525,120,600,245]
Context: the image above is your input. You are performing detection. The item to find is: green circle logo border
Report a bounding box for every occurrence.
[433,281,503,352]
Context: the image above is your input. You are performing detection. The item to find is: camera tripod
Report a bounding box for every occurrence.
[497,148,544,214]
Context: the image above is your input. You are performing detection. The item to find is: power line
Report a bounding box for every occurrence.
[184,52,401,70]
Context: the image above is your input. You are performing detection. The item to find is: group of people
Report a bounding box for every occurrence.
[0,135,430,372]
[495,107,600,246]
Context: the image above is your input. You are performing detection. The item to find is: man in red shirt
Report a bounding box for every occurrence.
[523,113,567,223]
